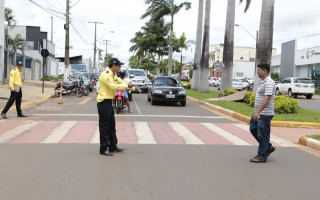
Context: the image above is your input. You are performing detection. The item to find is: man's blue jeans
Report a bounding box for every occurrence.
[250,115,273,159]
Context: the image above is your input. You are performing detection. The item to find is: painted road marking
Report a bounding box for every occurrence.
[79,97,91,105]
[135,122,157,144]
[41,121,77,143]
[169,122,204,144]
[90,125,100,143]
[0,121,40,143]
[28,113,223,119]
[201,123,250,146]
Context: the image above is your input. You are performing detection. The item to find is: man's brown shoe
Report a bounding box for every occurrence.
[267,146,275,157]
[250,154,266,163]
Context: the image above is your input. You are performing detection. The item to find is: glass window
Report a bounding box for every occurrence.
[129,70,146,76]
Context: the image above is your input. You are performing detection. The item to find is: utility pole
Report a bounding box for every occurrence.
[51,16,53,43]
[89,21,103,72]
[63,0,70,82]
[103,40,110,55]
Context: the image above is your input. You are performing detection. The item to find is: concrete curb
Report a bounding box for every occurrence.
[187,96,320,129]
[299,136,320,151]
[8,95,53,112]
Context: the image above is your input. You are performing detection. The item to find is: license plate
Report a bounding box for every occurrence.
[166,94,175,98]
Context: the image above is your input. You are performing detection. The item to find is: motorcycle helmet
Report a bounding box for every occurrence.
[119,70,126,79]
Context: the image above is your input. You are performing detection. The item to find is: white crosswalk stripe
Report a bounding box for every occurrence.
[135,122,157,144]
[0,121,40,143]
[169,122,204,144]
[90,125,100,143]
[201,123,251,146]
[41,121,77,143]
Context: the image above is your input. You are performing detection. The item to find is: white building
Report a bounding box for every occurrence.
[0,0,4,82]
[271,41,320,87]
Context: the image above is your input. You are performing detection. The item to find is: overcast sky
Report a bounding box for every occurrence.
[4,0,320,65]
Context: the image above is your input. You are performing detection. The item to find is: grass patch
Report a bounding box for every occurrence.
[306,135,320,141]
[186,89,320,123]
[186,88,219,100]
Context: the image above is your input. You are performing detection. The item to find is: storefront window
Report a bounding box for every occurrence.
[311,65,320,88]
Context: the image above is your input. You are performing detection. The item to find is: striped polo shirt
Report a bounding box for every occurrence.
[254,76,276,116]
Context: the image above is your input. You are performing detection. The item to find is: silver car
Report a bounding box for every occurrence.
[129,69,149,93]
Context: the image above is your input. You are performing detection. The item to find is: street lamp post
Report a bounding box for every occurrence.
[235,24,258,77]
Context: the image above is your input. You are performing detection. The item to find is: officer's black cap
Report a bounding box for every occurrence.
[17,61,23,66]
[109,58,124,66]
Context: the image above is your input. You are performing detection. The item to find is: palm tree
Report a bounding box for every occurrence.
[219,0,252,96]
[8,34,25,54]
[141,0,191,76]
[175,32,195,79]
[253,0,275,92]
[4,8,16,49]
[192,0,204,90]
[198,0,211,92]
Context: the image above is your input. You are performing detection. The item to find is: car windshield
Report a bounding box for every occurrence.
[69,73,81,80]
[296,79,313,84]
[129,70,145,76]
[154,78,179,87]
[233,79,240,82]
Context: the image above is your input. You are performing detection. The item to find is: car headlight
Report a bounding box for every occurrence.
[178,91,186,95]
[153,90,162,94]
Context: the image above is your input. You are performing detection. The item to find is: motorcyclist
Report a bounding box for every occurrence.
[118,70,134,113]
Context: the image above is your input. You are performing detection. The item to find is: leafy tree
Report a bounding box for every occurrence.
[174,32,194,79]
[141,0,191,76]
[8,33,25,53]
[102,53,113,68]
[129,55,140,69]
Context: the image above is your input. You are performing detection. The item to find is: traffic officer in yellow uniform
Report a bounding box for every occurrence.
[1,62,27,119]
[97,58,134,156]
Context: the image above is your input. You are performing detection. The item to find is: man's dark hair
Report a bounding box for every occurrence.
[257,63,270,73]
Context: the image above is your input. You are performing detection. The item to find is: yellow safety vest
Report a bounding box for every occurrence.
[9,68,22,91]
[97,68,134,102]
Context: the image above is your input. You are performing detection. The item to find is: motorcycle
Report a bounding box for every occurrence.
[113,90,126,114]
[54,80,78,96]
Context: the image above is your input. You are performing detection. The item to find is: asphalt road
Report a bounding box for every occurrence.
[1,91,320,200]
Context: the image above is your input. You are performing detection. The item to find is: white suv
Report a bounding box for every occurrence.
[129,69,149,93]
[208,77,221,87]
[276,77,315,99]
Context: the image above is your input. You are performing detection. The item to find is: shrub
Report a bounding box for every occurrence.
[222,88,238,97]
[274,95,299,114]
[249,92,256,107]
[243,91,252,104]
[181,81,191,89]
[42,75,60,81]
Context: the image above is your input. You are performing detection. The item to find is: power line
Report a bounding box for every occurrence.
[28,0,65,20]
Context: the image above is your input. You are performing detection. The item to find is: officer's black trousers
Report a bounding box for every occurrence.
[2,89,22,115]
[97,99,118,152]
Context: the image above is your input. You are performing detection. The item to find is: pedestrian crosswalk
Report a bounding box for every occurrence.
[0,120,295,147]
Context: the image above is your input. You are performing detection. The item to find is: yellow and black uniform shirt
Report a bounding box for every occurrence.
[97,68,135,102]
[9,67,22,91]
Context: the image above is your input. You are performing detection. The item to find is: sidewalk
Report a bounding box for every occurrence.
[0,80,56,110]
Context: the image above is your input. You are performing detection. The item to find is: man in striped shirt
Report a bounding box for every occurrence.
[250,63,276,163]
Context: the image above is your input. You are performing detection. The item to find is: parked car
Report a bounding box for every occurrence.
[244,77,254,85]
[80,72,93,92]
[147,76,186,106]
[180,75,190,82]
[129,69,149,93]
[275,77,315,99]
[209,77,221,87]
[232,78,249,91]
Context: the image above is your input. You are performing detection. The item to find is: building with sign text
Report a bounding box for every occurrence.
[271,40,320,88]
